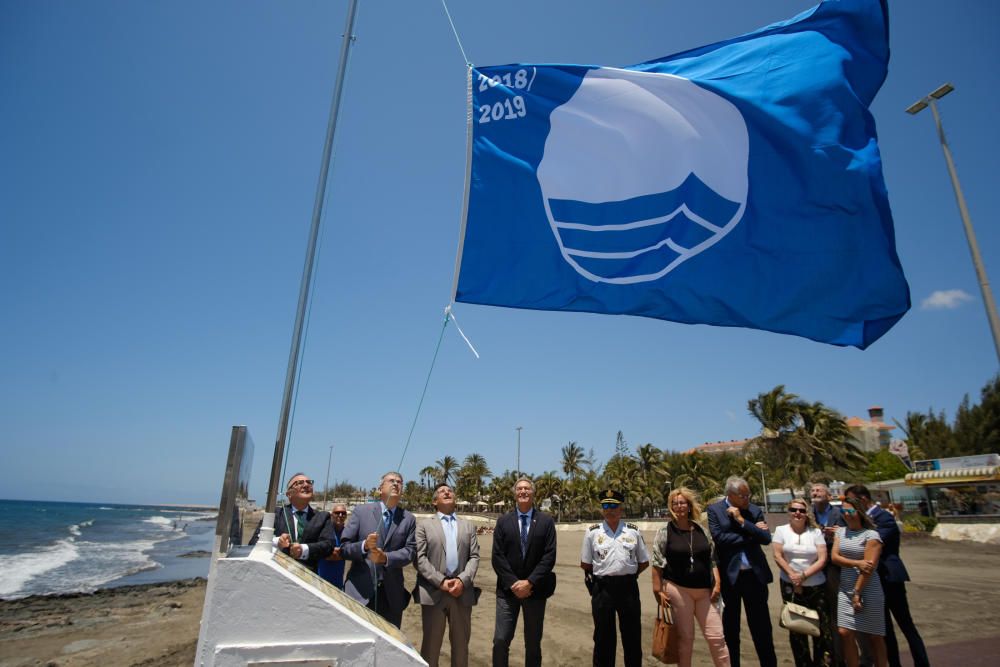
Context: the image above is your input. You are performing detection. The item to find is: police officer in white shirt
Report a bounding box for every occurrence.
[580,489,650,667]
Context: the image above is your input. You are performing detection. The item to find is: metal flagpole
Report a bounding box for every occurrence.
[266,0,362,512]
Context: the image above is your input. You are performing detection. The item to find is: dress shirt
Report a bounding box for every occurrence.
[724,498,751,569]
[438,511,460,575]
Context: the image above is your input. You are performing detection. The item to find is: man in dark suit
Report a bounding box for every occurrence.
[341,471,416,627]
[707,475,777,667]
[812,482,846,666]
[249,472,332,572]
[414,483,480,667]
[844,485,929,667]
[491,477,556,667]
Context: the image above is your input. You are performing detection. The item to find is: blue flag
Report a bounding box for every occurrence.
[453,0,909,349]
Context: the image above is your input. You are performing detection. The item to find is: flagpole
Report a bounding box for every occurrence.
[266,0,361,512]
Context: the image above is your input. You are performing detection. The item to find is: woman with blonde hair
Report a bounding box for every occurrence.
[651,487,730,667]
[773,497,829,666]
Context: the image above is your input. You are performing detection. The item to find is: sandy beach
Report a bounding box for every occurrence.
[3,529,999,666]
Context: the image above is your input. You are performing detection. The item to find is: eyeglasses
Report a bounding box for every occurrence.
[290,479,315,488]
[842,508,857,515]
[734,492,751,499]
[601,503,620,510]
[788,508,808,515]
[332,511,347,516]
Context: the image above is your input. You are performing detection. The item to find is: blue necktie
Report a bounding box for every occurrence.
[520,514,529,556]
[444,515,459,576]
[383,509,392,534]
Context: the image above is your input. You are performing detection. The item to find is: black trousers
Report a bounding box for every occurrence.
[883,581,929,667]
[720,569,777,667]
[590,575,642,667]
[492,592,546,667]
[780,580,830,667]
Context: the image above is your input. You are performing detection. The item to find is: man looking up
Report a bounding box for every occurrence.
[844,485,929,667]
[707,476,777,667]
[341,471,416,627]
[580,489,649,667]
[491,477,557,667]
[249,472,332,572]
[414,483,480,667]
[318,502,348,589]
[812,482,845,666]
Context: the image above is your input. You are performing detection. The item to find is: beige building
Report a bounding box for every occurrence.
[846,406,894,453]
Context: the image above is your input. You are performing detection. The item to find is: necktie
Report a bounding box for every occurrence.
[444,515,459,576]
[520,514,529,556]
[295,510,308,541]
[383,509,392,534]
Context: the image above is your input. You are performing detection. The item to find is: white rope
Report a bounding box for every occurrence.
[445,304,480,358]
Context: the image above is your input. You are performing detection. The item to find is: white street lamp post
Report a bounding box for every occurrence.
[754,461,769,513]
[907,83,1000,363]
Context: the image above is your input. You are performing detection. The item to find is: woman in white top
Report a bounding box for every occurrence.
[773,497,829,667]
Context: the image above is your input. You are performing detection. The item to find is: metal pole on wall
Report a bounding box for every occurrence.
[324,444,334,509]
[265,0,362,513]
[907,83,1000,364]
[515,426,522,476]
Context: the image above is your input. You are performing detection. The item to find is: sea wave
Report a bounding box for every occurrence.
[143,516,174,527]
[69,524,82,537]
[80,519,95,527]
[0,537,80,598]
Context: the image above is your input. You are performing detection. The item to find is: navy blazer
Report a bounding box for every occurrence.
[491,508,557,599]
[340,502,417,616]
[248,505,333,572]
[868,505,909,583]
[813,503,846,550]
[707,499,773,586]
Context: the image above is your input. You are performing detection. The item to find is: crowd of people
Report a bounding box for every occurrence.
[253,471,929,667]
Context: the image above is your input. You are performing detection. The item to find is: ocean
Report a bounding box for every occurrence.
[0,499,217,599]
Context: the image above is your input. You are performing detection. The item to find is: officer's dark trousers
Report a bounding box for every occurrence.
[591,575,642,667]
[720,570,777,667]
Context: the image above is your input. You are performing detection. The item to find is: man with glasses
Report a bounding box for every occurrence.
[580,489,649,667]
[319,503,349,589]
[491,477,557,667]
[341,471,416,627]
[707,476,777,667]
[250,472,333,573]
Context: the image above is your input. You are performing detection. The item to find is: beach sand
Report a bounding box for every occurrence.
[2,530,998,666]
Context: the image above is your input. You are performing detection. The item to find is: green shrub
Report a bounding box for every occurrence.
[903,515,937,533]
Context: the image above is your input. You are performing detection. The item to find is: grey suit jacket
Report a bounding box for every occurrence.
[414,514,480,607]
[340,502,416,617]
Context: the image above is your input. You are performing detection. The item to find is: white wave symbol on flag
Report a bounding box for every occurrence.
[545,173,742,283]
[537,68,749,284]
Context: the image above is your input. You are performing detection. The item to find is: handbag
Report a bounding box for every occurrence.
[779,598,821,637]
[652,600,680,664]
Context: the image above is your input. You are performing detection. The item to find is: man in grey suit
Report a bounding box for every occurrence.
[414,483,480,667]
[341,471,416,627]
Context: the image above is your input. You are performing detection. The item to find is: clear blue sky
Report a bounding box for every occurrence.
[2,1,998,505]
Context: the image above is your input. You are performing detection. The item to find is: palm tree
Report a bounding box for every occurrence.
[561,441,587,481]
[458,453,492,500]
[435,456,459,486]
[418,465,439,489]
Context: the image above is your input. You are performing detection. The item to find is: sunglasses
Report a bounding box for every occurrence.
[788,508,808,515]
[601,503,620,510]
[332,511,347,516]
[842,508,857,515]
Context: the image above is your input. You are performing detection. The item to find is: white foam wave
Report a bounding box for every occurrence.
[98,507,113,510]
[69,524,82,537]
[0,537,80,598]
[144,516,174,527]
[80,520,94,527]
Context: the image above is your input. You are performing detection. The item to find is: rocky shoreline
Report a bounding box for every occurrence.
[0,579,206,667]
